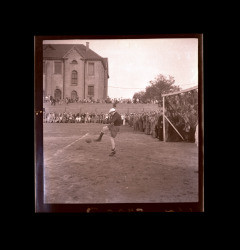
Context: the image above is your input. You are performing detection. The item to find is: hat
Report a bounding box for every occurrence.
[109,108,116,113]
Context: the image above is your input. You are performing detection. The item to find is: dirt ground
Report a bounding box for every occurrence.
[43,123,198,204]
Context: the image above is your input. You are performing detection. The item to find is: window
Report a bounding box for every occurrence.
[71,60,78,64]
[71,70,78,85]
[88,86,94,96]
[54,61,62,74]
[88,62,94,76]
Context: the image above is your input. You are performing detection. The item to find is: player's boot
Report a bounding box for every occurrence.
[95,132,104,142]
[109,148,116,156]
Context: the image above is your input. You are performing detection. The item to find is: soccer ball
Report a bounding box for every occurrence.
[85,138,92,143]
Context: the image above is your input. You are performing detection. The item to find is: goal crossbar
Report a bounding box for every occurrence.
[162,85,198,97]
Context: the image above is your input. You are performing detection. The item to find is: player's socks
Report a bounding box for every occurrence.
[95,132,104,142]
[109,148,116,156]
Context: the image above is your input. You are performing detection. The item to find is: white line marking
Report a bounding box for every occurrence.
[45,133,89,162]
[61,133,89,151]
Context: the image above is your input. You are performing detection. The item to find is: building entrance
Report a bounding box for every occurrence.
[71,90,78,101]
[54,89,61,101]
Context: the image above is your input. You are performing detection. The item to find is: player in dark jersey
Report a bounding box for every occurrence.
[95,108,122,156]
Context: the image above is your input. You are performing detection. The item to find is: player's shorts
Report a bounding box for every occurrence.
[107,124,120,138]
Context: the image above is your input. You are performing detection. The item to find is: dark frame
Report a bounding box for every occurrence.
[34,34,204,213]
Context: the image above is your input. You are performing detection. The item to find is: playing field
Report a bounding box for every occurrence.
[43,123,198,203]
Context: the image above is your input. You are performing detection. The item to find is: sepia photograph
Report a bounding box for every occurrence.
[34,35,203,212]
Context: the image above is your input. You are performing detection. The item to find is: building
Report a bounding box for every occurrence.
[43,42,109,101]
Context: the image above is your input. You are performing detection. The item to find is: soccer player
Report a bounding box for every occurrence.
[95,108,122,156]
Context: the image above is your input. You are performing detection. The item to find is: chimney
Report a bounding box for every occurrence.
[86,42,89,51]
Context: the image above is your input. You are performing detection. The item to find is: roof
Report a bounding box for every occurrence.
[43,44,109,77]
[43,44,105,61]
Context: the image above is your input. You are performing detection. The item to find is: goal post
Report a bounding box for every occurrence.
[162,85,198,142]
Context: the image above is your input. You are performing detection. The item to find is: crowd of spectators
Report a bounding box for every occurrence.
[164,90,198,142]
[125,111,164,141]
[125,108,197,142]
[43,90,198,143]
[43,95,159,105]
[44,109,197,143]
[43,111,126,125]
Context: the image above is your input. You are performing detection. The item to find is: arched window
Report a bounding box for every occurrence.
[71,60,78,64]
[71,70,78,85]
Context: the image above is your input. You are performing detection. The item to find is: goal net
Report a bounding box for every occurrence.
[162,86,198,142]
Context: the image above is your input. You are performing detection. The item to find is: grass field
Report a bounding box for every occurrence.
[43,123,198,204]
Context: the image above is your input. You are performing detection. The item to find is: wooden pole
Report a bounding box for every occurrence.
[163,96,166,142]
[162,85,198,97]
[164,115,184,141]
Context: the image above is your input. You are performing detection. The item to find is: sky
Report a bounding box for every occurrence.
[43,38,198,99]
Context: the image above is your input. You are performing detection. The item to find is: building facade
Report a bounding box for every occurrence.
[43,43,109,101]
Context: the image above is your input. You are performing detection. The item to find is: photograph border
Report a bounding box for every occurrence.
[34,34,204,213]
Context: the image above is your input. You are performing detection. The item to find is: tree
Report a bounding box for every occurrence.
[145,85,156,102]
[133,91,146,103]
[133,74,181,105]
[150,74,180,103]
